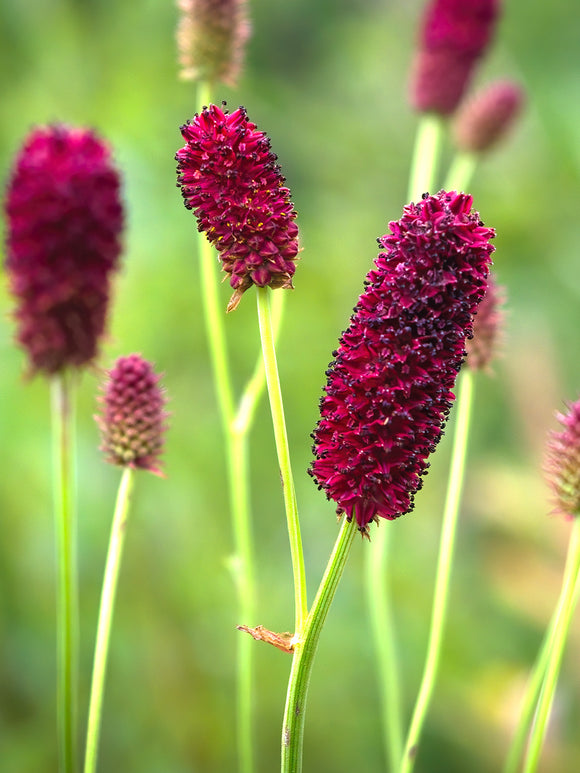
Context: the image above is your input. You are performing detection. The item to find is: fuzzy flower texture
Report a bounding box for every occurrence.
[4,125,123,374]
[97,354,168,476]
[310,191,495,532]
[545,399,580,519]
[176,103,299,311]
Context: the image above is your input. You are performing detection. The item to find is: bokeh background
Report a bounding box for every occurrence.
[1,0,580,771]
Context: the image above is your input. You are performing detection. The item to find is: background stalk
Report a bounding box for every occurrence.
[52,371,79,773]
[407,114,445,201]
[84,467,135,773]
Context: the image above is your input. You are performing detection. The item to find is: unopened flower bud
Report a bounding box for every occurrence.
[453,80,524,153]
[545,400,580,519]
[466,272,505,371]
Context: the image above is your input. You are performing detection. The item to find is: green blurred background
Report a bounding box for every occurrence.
[1,0,580,771]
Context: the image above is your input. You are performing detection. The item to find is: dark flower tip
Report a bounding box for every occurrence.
[410,0,501,115]
[466,271,506,372]
[176,0,251,87]
[545,400,580,519]
[453,80,525,153]
[4,125,124,375]
[96,354,169,476]
[309,191,495,533]
[176,103,299,311]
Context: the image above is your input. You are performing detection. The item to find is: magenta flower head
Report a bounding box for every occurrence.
[176,103,299,311]
[96,354,168,476]
[466,271,505,372]
[176,0,251,86]
[453,80,525,153]
[309,191,495,534]
[545,400,580,519]
[4,125,124,375]
[410,0,500,115]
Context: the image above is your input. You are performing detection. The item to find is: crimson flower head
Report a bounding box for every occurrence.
[96,354,168,476]
[410,0,500,115]
[4,125,124,375]
[309,191,495,533]
[545,400,580,519]
[176,103,299,311]
[453,80,524,153]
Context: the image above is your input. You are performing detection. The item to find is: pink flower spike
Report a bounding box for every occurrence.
[453,80,525,153]
[545,400,580,519]
[176,103,299,311]
[4,125,124,375]
[309,191,495,534]
[466,272,506,372]
[96,354,169,476]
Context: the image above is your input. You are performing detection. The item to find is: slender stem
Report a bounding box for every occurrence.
[281,516,357,773]
[522,517,580,773]
[366,526,403,770]
[407,114,446,202]
[256,286,307,632]
[52,371,79,773]
[83,467,136,773]
[444,152,478,194]
[399,370,475,773]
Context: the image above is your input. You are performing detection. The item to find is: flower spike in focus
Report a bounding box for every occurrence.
[309,191,495,534]
[176,103,299,311]
[4,125,124,375]
[545,399,580,519]
[96,354,169,476]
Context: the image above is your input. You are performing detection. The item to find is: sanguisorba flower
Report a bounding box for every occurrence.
[310,191,495,533]
[453,80,524,154]
[410,0,500,116]
[4,125,124,375]
[466,271,505,372]
[176,103,299,311]
[545,399,580,519]
[176,0,251,86]
[96,354,168,476]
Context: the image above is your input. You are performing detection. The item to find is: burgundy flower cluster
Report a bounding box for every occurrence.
[310,191,495,532]
[4,125,124,375]
[96,354,168,476]
[410,0,500,115]
[176,103,299,311]
[545,400,580,519]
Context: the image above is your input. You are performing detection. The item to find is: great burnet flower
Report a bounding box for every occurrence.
[453,80,524,153]
[4,125,124,375]
[545,400,580,519]
[410,0,500,115]
[309,191,495,533]
[176,103,299,311]
[466,271,505,372]
[96,354,168,476]
[176,0,251,86]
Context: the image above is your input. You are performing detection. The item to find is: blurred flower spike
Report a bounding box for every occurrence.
[97,354,169,476]
[453,80,525,153]
[310,191,495,534]
[410,0,500,115]
[176,103,299,311]
[545,399,580,519]
[466,272,505,372]
[176,0,251,87]
[4,125,124,375]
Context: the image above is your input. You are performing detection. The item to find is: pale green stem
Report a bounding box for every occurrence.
[444,152,478,194]
[256,286,307,632]
[407,114,446,202]
[83,467,135,773]
[522,517,580,773]
[281,516,357,773]
[366,526,403,770]
[52,371,79,773]
[399,370,475,773]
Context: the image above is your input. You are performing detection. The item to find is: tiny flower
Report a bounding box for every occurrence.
[4,125,124,375]
[176,0,251,86]
[453,80,524,153]
[466,272,505,371]
[545,399,580,519]
[410,0,500,115]
[96,354,169,476]
[176,103,299,311]
[309,191,495,533]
